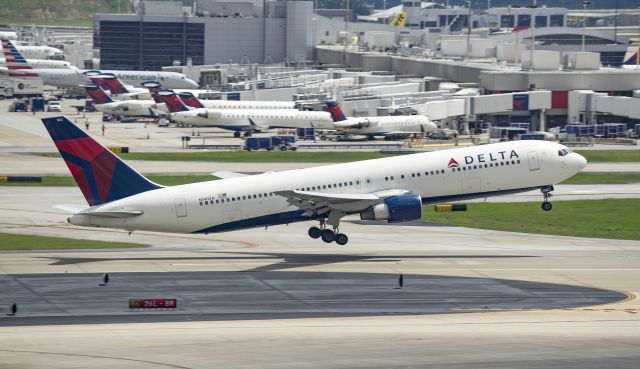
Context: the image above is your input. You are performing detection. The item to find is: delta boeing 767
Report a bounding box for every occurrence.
[43,116,586,245]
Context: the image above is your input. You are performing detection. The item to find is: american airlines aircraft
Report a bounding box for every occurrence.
[15,44,64,60]
[0,58,77,69]
[1,38,199,89]
[160,90,335,135]
[42,116,587,245]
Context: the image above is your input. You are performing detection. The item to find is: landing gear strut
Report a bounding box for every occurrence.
[307,218,349,245]
[540,185,554,211]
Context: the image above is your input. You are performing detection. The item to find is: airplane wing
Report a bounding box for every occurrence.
[335,118,371,130]
[274,188,409,216]
[212,171,248,179]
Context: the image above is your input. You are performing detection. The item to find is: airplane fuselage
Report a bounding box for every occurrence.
[28,69,198,89]
[69,140,586,234]
[335,115,435,136]
[171,108,335,130]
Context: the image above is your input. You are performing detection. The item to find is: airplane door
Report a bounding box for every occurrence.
[174,198,187,218]
[365,177,373,189]
[527,151,540,171]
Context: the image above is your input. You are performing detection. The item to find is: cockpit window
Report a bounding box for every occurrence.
[181,76,185,79]
[558,148,570,156]
[558,150,564,157]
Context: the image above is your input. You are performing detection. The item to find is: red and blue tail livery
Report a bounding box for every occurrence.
[84,84,114,105]
[1,37,39,77]
[141,81,163,103]
[326,101,346,122]
[623,50,639,65]
[89,73,130,94]
[178,92,205,108]
[158,90,190,112]
[41,117,161,206]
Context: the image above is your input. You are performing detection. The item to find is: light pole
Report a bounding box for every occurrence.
[581,0,591,52]
[465,0,472,61]
[529,0,537,70]
[445,0,449,36]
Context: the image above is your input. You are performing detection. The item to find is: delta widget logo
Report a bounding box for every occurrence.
[448,158,459,168]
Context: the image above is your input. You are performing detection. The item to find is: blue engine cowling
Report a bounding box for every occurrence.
[360,194,422,223]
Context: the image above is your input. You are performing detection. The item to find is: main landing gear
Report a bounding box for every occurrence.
[308,219,349,245]
[540,185,554,211]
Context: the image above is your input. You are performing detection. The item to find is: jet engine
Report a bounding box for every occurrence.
[360,193,422,223]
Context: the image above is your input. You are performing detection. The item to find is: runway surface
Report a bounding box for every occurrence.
[1,184,640,368]
[2,270,625,325]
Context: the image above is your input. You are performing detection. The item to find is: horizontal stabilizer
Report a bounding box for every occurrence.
[211,171,249,179]
[82,209,144,218]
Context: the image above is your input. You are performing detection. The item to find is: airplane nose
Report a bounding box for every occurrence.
[187,79,199,88]
[575,153,587,172]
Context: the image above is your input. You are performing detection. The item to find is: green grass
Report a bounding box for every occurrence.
[422,199,640,240]
[0,175,218,187]
[575,150,640,163]
[560,172,640,184]
[0,232,146,250]
[36,151,395,163]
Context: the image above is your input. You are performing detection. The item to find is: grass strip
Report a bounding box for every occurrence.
[0,232,147,250]
[574,150,640,163]
[421,199,640,240]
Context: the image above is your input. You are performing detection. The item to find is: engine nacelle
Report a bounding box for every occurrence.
[360,194,422,223]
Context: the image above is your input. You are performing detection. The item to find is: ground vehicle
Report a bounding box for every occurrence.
[0,77,43,99]
[47,100,61,112]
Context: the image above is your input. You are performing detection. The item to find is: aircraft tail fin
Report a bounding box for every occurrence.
[1,37,39,77]
[178,92,205,108]
[141,81,163,103]
[158,89,191,112]
[89,73,129,94]
[325,100,347,122]
[623,50,639,65]
[84,84,114,105]
[41,116,162,206]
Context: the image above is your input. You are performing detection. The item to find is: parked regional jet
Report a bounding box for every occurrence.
[1,38,199,89]
[15,44,65,60]
[84,85,159,118]
[0,58,77,69]
[159,90,334,135]
[42,116,586,245]
[327,101,437,138]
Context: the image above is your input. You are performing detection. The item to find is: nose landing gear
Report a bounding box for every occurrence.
[540,185,554,211]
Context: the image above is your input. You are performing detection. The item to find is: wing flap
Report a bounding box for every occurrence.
[212,171,249,179]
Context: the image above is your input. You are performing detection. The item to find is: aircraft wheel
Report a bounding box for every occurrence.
[321,229,335,243]
[308,226,322,239]
[233,131,241,138]
[541,202,552,211]
[335,233,348,246]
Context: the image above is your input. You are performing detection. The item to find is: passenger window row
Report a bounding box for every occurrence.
[386,169,445,182]
[198,179,364,206]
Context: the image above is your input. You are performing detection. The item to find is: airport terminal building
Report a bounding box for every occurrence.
[94,0,315,70]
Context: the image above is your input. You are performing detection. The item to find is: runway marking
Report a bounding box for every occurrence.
[0,349,188,368]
